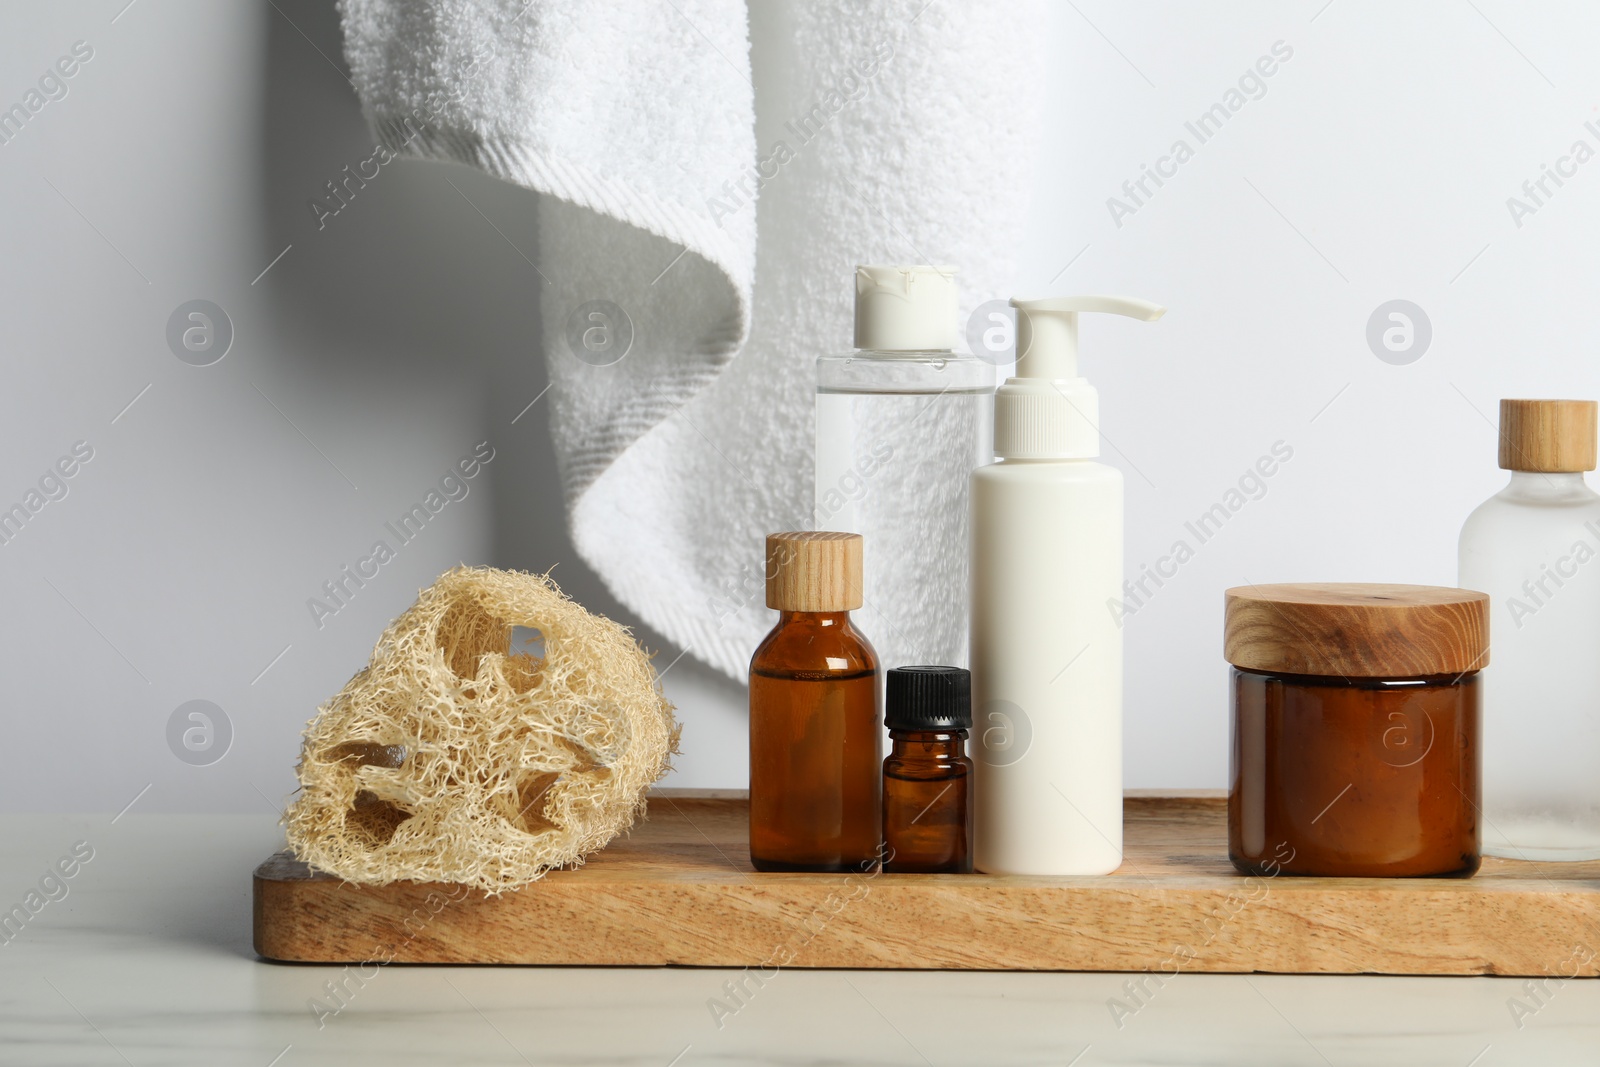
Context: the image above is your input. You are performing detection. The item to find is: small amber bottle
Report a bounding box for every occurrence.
[883,666,974,874]
[749,532,882,872]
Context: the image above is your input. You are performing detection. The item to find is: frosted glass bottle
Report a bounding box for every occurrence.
[815,266,991,670]
[1458,398,1600,860]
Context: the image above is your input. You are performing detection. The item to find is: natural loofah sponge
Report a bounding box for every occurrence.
[284,565,678,893]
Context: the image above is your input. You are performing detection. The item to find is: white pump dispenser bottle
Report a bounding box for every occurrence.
[970,295,1165,875]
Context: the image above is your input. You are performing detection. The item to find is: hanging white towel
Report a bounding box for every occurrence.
[337,0,1043,679]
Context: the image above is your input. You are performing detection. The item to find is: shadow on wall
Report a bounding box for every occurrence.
[255,0,735,685]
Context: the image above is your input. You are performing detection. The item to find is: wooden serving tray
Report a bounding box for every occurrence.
[254,790,1600,974]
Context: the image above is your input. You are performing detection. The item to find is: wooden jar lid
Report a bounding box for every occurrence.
[1499,399,1597,472]
[1224,583,1489,678]
[766,532,863,612]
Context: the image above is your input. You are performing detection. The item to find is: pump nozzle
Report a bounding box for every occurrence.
[1010,296,1166,380]
[993,294,1165,459]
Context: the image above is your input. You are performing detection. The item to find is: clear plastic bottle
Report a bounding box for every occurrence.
[1459,398,1600,860]
[815,266,992,669]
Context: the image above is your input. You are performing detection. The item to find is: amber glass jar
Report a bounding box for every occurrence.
[883,666,973,874]
[1225,583,1489,878]
[749,532,882,872]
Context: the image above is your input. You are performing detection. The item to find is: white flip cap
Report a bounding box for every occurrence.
[854,265,958,351]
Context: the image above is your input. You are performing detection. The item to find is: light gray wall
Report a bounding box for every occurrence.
[0,0,742,813]
[4,1,1597,812]
[1022,0,1600,787]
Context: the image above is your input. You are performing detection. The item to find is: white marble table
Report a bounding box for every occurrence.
[2,814,1596,1066]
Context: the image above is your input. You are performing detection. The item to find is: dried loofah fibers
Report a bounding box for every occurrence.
[285,565,678,893]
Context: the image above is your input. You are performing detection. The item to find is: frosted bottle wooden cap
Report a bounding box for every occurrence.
[766,532,863,612]
[1224,583,1489,678]
[1499,399,1597,472]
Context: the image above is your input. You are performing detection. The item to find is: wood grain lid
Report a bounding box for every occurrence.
[1224,583,1489,678]
[766,532,863,612]
[1499,399,1597,472]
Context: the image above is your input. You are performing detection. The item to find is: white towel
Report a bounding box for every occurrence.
[338,0,1042,679]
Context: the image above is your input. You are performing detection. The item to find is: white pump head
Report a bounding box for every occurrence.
[1011,296,1166,380]
[994,294,1166,460]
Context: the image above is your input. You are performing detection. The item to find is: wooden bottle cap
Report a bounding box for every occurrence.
[1499,399,1597,472]
[1224,583,1489,678]
[766,532,863,612]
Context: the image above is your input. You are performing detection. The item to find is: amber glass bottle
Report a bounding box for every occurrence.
[749,532,882,872]
[883,666,973,873]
